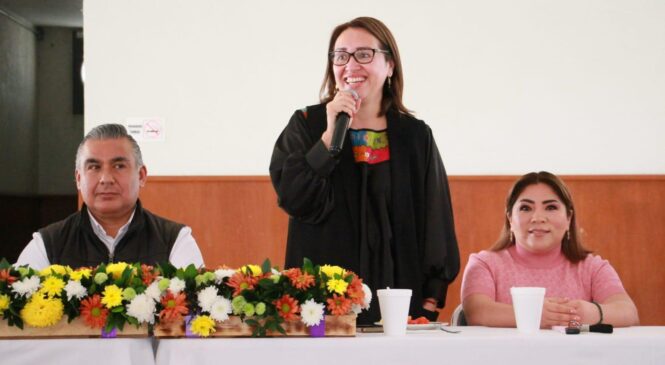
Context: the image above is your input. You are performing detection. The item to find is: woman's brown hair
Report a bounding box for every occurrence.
[319,17,412,117]
[491,171,591,262]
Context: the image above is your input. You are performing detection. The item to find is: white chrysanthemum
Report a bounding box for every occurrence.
[64,280,87,301]
[11,275,41,297]
[126,293,157,324]
[351,303,362,314]
[168,277,186,295]
[300,299,325,327]
[362,283,372,309]
[214,269,236,284]
[145,281,163,301]
[197,286,219,312]
[209,297,232,322]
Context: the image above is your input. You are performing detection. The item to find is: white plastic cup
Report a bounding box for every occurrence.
[510,287,546,334]
[377,288,412,336]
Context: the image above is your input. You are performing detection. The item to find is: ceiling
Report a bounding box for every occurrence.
[0,0,82,27]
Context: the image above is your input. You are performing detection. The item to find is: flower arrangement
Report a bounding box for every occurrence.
[0,258,370,337]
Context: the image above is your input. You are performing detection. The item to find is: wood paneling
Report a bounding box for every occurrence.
[140,175,665,325]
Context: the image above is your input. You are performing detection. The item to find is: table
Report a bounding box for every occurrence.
[155,326,665,365]
[0,338,155,365]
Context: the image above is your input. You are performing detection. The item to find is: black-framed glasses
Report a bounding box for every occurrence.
[329,48,391,66]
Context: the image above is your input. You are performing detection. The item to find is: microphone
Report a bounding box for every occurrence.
[329,89,359,156]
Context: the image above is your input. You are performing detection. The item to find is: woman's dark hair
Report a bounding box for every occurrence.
[319,17,412,117]
[491,171,591,262]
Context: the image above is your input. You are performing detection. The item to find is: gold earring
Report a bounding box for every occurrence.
[566,230,571,241]
[387,76,392,88]
[510,231,515,243]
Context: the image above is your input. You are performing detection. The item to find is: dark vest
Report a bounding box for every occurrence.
[39,200,184,268]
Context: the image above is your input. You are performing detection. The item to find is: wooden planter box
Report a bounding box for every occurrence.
[154,314,356,338]
[0,319,149,339]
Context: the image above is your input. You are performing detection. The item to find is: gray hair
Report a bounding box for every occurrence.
[75,123,144,170]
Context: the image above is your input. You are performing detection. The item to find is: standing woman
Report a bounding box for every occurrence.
[270,17,459,324]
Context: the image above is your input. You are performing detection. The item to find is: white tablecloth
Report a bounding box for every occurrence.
[0,338,155,365]
[155,326,665,365]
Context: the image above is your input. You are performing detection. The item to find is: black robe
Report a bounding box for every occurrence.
[270,103,460,323]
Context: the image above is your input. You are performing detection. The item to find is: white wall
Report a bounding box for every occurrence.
[84,0,665,175]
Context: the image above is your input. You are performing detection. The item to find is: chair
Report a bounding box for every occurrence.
[450,304,467,326]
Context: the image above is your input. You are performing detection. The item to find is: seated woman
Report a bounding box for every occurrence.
[461,171,639,328]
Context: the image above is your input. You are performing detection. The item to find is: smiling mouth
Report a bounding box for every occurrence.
[344,76,366,84]
[528,229,550,235]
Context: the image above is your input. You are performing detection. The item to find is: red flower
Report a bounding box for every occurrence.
[273,294,299,321]
[0,269,17,285]
[227,272,258,297]
[284,268,315,290]
[140,264,159,286]
[159,291,189,322]
[327,294,352,316]
[80,294,109,328]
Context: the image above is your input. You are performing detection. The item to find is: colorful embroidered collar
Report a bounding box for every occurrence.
[349,129,390,164]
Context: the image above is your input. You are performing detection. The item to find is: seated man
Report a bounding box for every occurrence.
[16,123,204,269]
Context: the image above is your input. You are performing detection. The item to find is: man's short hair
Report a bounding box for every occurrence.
[75,123,144,170]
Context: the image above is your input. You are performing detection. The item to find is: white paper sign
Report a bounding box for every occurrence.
[126,118,166,141]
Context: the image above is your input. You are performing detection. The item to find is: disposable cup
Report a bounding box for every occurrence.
[510,287,546,334]
[377,288,412,336]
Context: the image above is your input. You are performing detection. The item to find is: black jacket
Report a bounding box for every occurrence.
[270,104,460,320]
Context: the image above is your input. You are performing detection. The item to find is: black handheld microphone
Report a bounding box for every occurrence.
[329,89,359,156]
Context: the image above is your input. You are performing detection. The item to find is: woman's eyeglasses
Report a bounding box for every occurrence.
[329,48,390,66]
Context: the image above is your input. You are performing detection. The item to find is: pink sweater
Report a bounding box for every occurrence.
[461,244,626,303]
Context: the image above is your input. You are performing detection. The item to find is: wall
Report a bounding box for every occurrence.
[0,11,37,194]
[140,176,665,325]
[84,0,665,175]
[36,27,83,195]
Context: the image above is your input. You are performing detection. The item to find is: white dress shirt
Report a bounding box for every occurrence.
[15,209,204,269]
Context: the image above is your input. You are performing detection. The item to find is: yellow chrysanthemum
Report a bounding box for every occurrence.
[105,262,130,279]
[190,315,216,337]
[320,265,345,279]
[0,294,10,313]
[20,295,64,327]
[70,268,92,281]
[39,264,71,277]
[239,265,262,277]
[101,284,123,308]
[326,279,349,295]
[40,276,66,298]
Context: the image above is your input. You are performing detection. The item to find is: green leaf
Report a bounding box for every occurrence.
[0,258,10,269]
[112,306,125,313]
[260,258,272,275]
[303,258,314,274]
[184,264,198,280]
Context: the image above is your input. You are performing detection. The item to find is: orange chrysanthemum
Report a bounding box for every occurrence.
[159,291,189,322]
[227,272,258,297]
[345,275,365,305]
[79,294,109,328]
[284,268,315,290]
[141,264,159,286]
[327,294,352,316]
[0,269,17,285]
[273,294,299,321]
